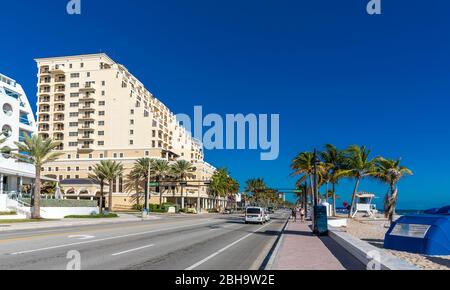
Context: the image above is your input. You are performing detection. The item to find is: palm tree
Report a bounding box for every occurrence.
[123,168,145,208]
[291,152,316,205]
[14,135,63,219]
[88,162,109,214]
[375,158,413,223]
[244,178,267,206]
[153,159,171,206]
[320,144,346,216]
[171,160,195,209]
[100,160,124,212]
[344,145,378,218]
[131,158,153,211]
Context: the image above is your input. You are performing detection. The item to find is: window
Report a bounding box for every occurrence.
[69,64,73,69]
[88,167,92,171]
[70,93,79,98]
[145,151,149,156]
[102,91,105,96]
[80,63,84,68]
[70,83,79,88]
[76,154,80,159]
[100,154,104,158]
[113,153,117,158]
[130,140,134,145]
[69,122,78,127]
[67,167,71,172]
[87,72,90,77]
[98,121,105,126]
[70,73,80,78]
[89,154,93,159]
[99,101,105,106]
[130,120,134,125]
[98,141,105,146]
[98,131,105,136]
[67,175,71,179]
[48,167,52,172]
[130,109,134,115]
[70,102,79,107]
[130,130,134,135]
[75,175,80,179]
[68,154,71,159]
[56,167,59,172]
[102,81,105,86]
[69,132,78,137]
[99,111,105,116]
[144,110,149,117]
[69,142,78,147]
[152,141,156,148]
[70,112,79,117]
[76,167,80,172]
[120,153,124,158]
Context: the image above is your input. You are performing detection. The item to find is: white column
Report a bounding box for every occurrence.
[0,174,3,195]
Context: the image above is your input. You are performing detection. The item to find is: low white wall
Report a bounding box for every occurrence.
[0,195,7,211]
[19,207,99,219]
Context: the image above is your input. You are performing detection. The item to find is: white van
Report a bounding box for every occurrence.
[245,207,266,224]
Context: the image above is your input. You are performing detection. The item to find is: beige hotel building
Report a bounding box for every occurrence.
[35,53,223,211]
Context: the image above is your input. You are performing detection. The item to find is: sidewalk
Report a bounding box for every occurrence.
[0,213,160,232]
[268,220,364,270]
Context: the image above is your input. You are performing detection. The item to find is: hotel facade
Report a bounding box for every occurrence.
[0,73,37,196]
[34,54,221,211]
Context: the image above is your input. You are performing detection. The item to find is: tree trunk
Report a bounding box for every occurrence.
[108,179,113,212]
[181,183,185,209]
[332,182,337,217]
[348,178,360,218]
[99,182,104,215]
[308,175,315,207]
[32,166,41,219]
[144,176,149,211]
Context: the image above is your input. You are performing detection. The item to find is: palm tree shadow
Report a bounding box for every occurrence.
[426,256,450,268]
[319,236,366,270]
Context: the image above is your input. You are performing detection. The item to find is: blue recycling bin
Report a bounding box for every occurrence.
[384,211,450,256]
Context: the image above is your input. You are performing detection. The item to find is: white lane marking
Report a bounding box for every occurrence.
[9,220,219,256]
[185,222,272,270]
[111,244,154,256]
[68,235,95,240]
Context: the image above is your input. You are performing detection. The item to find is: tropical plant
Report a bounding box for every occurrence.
[131,158,153,211]
[244,178,267,205]
[343,145,378,218]
[123,168,145,207]
[89,162,110,214]
[99,160,124,212]
[171,160,195,209]
[153,159,171,206]
[14,135,63,219]
[319,144,346,216]
[291,152,319,205]
[374,158,413,223]
[210,169,240,208]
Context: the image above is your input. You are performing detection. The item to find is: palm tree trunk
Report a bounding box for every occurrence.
[348,178,360,218]
[308,175,315,206]
[99,182,104,215]
[181,184,185,209]
[332,182,337,217]
[108,179,113,212]
[144,177,149,211]
[32,166,42,219]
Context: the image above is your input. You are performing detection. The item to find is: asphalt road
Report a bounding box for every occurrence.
[0,212,290,270]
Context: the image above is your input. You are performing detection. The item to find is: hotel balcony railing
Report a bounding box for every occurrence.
[54,118,65,122]
[55,78,66,83]
[39,98,50,103]
[80,83,96,92]
[40,79,51,84]
[55,108,65,112]
[39,128,50,132]
[54,127,65,131]
[54,97,65,102]
[39,108,50,113]
[39,89,51,93]
[55,88,65,92]
[50,66,65,73]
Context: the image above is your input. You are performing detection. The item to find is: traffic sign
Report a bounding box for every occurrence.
[149,182,160,187]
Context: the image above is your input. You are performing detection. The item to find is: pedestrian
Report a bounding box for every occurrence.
[291,208,297,222]
[300,207,306,223]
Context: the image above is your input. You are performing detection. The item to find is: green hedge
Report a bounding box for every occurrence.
[20,199,97,208]
[132,203,179,213]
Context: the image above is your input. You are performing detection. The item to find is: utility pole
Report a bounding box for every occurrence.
[144,158,152,217]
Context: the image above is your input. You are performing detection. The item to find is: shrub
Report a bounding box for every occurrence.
[65,213,118,219]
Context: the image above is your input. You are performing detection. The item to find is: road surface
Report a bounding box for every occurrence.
[0,211,363,270]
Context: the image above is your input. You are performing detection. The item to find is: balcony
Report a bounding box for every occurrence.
[39,67,50,74]
[78,145,94,153]
[50,65,65,74]
[79,114,95,121]
[79,105,95,112]
[80,93,95,101]
[55,76,66,83]
[39,107,50,113]
[53,134,64,141]
[39,127,50,132]
[78,134,94,141]
[40,78,51,84]
[39,97,50,103]
[55,86,65,93]
[79,83,96,92]
[54,96,65,103]
[54,126,65,132]
[78,124,95,131]
[54,106,65,112]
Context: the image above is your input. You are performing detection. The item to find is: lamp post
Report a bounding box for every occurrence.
[143,158,152,217]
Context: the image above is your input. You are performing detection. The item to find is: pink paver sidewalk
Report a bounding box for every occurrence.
[271,220,361,270]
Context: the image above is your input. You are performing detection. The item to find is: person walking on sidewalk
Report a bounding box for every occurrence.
[291,208,297,222]
[300,207,306,223]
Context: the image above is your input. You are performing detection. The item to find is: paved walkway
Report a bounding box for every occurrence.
[269,220,364,270]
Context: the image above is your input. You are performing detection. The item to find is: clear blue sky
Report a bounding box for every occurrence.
[1,0,449,209]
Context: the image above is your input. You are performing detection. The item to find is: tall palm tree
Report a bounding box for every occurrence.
[320,144,346,216]
[123,168,145,208]
[100,160,124,212]
[131,158,153,211]
[244,178,267,205]
[344,145,378,218]
[171,160,195,209]
[375,158,413,223]
[14,135,63,219]
[291,152,317,205]
[153,159,171,206]
[88,162,110,214]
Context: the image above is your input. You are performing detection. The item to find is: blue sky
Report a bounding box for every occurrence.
[1,0,450,209]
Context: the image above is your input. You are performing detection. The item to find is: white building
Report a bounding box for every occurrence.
[0,73,37,196]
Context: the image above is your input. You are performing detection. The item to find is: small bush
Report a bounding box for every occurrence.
[0,211,17,216]
[20,199,97,208]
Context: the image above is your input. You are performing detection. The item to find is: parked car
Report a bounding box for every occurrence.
[245,207,266,224]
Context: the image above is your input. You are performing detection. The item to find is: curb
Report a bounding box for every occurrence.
[261,217,290,270]
[329,228,419,270]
